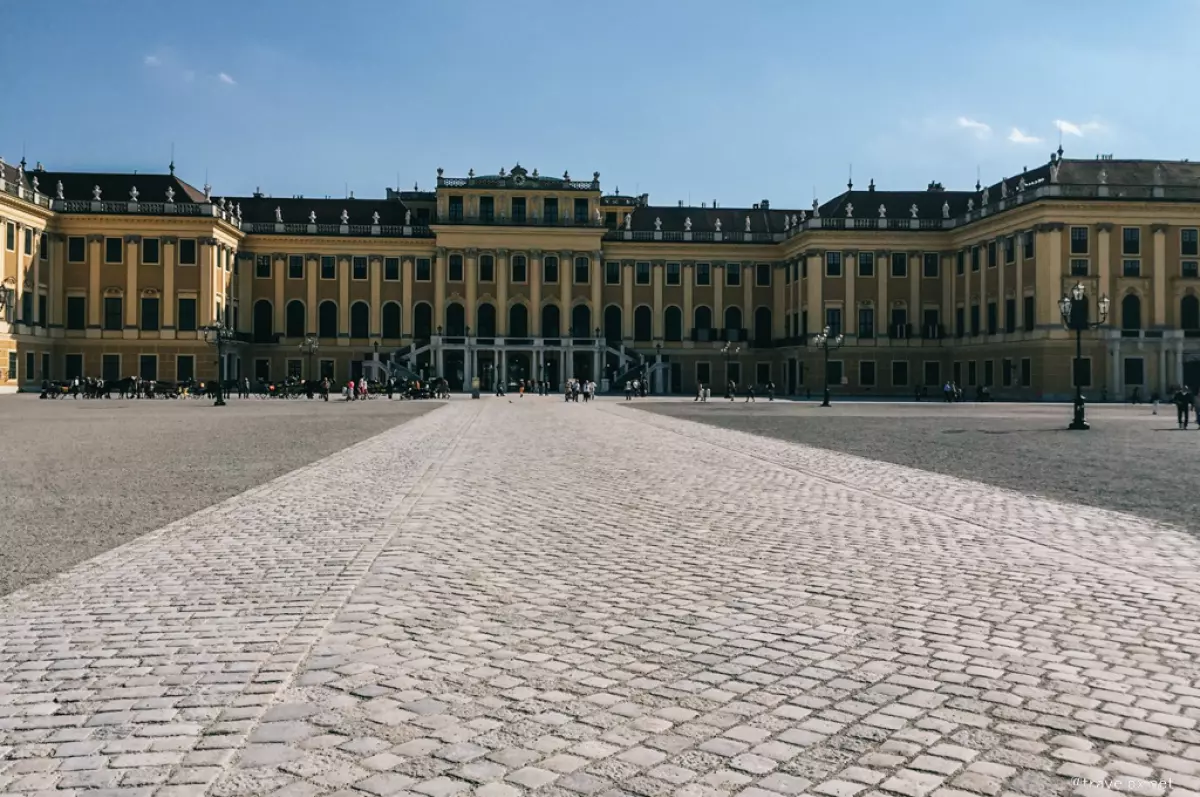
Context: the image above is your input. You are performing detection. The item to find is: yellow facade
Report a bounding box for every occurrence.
[2,156,1199,398]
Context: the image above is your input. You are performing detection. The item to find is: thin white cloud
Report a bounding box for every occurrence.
[1054,119,1104,137]
[218,72,236,85]
[957,117,991,138]
[143,55,161,67]
[1008,128,1041,144]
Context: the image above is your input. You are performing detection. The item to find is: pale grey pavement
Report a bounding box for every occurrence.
[2,397,1200,797]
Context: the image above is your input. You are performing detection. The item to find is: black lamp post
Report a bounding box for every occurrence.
[812,325,844,407]
[201,324,236,406]
[300,334,319,380]
[1058,282,1110,430]
[721,342,740,395]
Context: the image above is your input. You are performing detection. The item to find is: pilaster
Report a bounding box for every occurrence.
[273,253,285,335]
[622,260,633,338]
[161,237,176,336]
[1153,224,1167,326]
[370,256,382,337]
[199,237,218,327]
[1096,223,1112,300]
[590,251,602,332]
[844,252,856,335]
[337,255,350,343]
[806,253,822,334]
[49,233,65,329]
[30,227,42,327]
[713,261,724,334]
[559,251,572,333]
[1014,238,1024,329]
[306,255,318,334]
[124,235,140,331]
[402,257,414,337]
[434,247,446,332]
[652,260,665,339]
[496,249,509,335]
[683,262,694,337]
[465,248,478,331]
[87,234,102,331]
[529,249,541,335]
[772,261,786,338]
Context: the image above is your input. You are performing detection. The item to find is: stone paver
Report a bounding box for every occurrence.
[3,398,1200,797]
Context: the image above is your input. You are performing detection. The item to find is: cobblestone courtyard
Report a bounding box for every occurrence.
[2,398,1200,797]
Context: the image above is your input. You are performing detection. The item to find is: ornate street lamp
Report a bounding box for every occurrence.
[811,325,845,407]
[1059,282,1110,430]
[300,333,319,380]
[721,342,740,396]
[201,324,236,406]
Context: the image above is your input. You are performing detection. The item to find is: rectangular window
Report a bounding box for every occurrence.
[103,296,122,330]
[605,261,620,285]
[858,307,875,338]
[1070,226,1089,255]
[448,196,464,221]
[922,253,939,278]
[1070,259,1089,277]
[987,302,997,335]
[1124,357,1145,386]
[7,351,16,382]
[68,236,86,263]
[140,297,160,331]
[65,353,83,380]
[1020,357,1032,387]
[1122,227,1141,256]
[984,360,995,387]
[971,247,980,272]
[727,362,742,385]
[1074,357,1092,388]
[970,304,980,336]
[543,197,558,223]
[890,307,907,336]
[447,254,463,282]
[891,360,909,387]
[25,351,34,380]
[1183,229,1199,257]
[574,198,588,223]
[416,258,432,281]
[479,255,495,282]
[1123,259,1141,277]
[1023,296,1035,331]
[287,359,302,378]
[255,255,272,279]
[859,361,876,387]
[605,211,617,230]
[826,360,843,387]
[177,354,195,382]
[105,237,123,264]
[321,255,336,280]
[101,353,121,382]
[142,238,161,265]
[66,296,86,330]
[635,262,651,285]
[511,197,526,224]
[858,252,874,277]
[956,251,965,276]
[667,262,681,286]
[1023,232,1034,259]
[574,257,589,285]
[178,298,197,332]
[320,359,335,379]
[967,360,977,387]
[1183,261,1199,278]
[1002,358,1013,387]
[178,238,197,265]
[726,263,741,287]
[353,256,368,280]
[139,354,158,382]
[38,294,47,327]
[755,363,771,386]
[922,308,939,337]
[1005,236,1015,264]
[511,255,527,283]
[955,307,965,337]
[24,229,32,255]
[696,361,711,385]
[890,252,908,278]
[923,361,940,387]
[479,196,495,222]
[4,222,13,250]
[384,257,400,281]
[1005,298,1017,333]
[825,252,842,277]
[696,263,711,286]
[542,256,558,284]
[987,241,997,268]
[755,263,771,287]
[285,254,303,279]
[825,307,842,336]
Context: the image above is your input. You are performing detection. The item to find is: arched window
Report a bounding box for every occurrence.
[445,302,465,335]
[542,304,560,337]
[694,305,712,331]
[413,302,432,338]
[509,304,529,337]
[634,305,652,341]
[571,304,591,337]
[754,307,772,344]
[382,302,401,338]
[1181,295,1200,330]
[1122,294,1142,330]
[285,300,306,338]
[477,302,496,337]
[604,305,622,342]
[664,306,683,342]
[350,301,370,338]
[725,306,743,335]
[253,300,273,343]
[318,300,338,338]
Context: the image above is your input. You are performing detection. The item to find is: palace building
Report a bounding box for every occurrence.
[2,151,1199,398]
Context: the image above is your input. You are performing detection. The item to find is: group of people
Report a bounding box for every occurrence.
[690,381,776,402]
[565,378,597,401]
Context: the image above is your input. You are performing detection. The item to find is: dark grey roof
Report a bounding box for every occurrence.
[817,186,974,220]
[228,195,412,226]
[627,204,803,234]
[1055,158,1200,186]
[32,169,209,204]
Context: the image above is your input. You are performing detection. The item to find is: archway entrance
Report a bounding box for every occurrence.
[572,351,594,382]
[507,352,531,389]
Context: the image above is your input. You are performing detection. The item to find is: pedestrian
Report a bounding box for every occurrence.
[1173,385,1193,429]
[624,381,632,401]
[767,381,775,401]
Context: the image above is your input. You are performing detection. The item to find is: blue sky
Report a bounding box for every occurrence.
[2,0,1195,209]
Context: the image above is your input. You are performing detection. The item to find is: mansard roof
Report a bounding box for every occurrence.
[32,168,209,204]
[229,195,413,226]
[627,204,801,234]
[817,185,975,221]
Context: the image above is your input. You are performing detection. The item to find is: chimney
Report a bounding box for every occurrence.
[761,199,769,209]
[752,203,759,210]
[678,200,683,207]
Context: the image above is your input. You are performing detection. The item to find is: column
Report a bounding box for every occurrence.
[496,249,509,335]
[1014,237,1025,330]
[590,250,602,336]
[1035,224,1063,329]
[273,253,285,334]
[943,252,954,336]
[559,251,572,334]
[1176,340,1185,389]
[306,256,318,334]
[125,235,140,330]
[909,250,920,335]
[30,229,42,327]
[593,345,601,385]
[49,233,64,329]
[402,257,414,336]
[979,243,987,335]
[1110,336,1121,398]
[713,262,724,335]
[497,349,505,383]
[997,240,1006,332]
[12,223,24,325]
[622,261,634,338]
[199,238,216,327]
[1097,224,1111,298]
[337,255,350,345]
[845,252,856,335]
[772,261,786,339]
[529,250,542,335]
[161,237,176,334]
[653,260,665,339]
[370,256,382,337]
[683,262,695,338]
[465,249,478,331]
[433,247,446,332]
[806,253,823,332]
[236,252,251,333]
[1153,224,1167,327]
[742,260,752,338]
[1159,344,1168,395]
[876,251,887,334]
